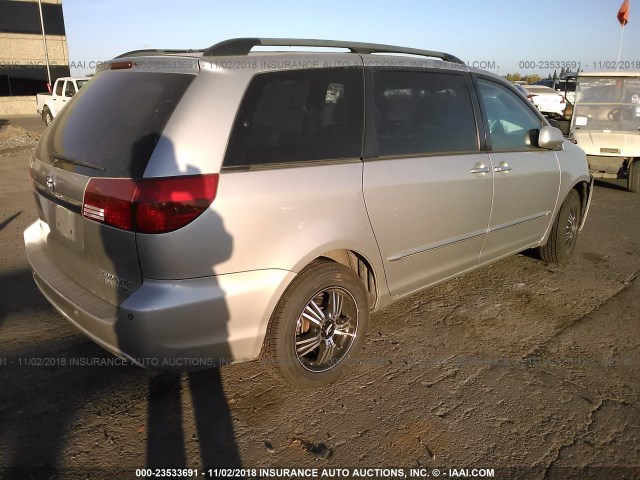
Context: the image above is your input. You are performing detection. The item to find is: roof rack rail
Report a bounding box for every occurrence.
[202,38,464,64]
[115,48,203,59]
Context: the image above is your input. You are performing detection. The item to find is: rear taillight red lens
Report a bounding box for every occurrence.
[82,174,219,234]
[83,178,138,230]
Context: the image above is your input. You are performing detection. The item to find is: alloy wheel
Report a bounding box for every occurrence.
[294,287,359,373]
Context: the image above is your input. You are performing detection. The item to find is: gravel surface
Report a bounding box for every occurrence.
[0,126,39,154]
[0,149,638,480]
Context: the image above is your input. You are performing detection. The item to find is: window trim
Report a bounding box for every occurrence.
[220,157,363,173]
[64,80,75,97]
[363,67,483,161]
[471,74,549,153]
[221,67,366,170]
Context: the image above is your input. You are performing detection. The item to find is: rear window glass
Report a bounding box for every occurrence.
[373,70,478,156]
[39,71,195,178]
[224,68,364,168]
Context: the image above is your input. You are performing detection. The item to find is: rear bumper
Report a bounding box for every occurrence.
[24,220,295,371]
[537,105,564,116]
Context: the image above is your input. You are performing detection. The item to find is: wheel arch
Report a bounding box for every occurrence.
[541,177,592,245]
[316,249,378,310]
[572,177,594,230]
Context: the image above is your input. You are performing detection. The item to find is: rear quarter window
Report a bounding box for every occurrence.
[224,68,364,168]
[38,71,195,178]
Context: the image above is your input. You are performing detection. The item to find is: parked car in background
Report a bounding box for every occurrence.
[513,84,535,104]
[535,77,577,104]
[519,85,566,118]
[569,71,640,192]
[24,38,592,388]
[36,77,90,125]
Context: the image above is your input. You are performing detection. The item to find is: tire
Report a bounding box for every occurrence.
[262,259,369,389]
[43,108,53,126]
[629,160,640,193]
[538,189,581,264]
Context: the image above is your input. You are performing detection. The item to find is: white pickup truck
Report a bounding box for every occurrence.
[36,77,90,125]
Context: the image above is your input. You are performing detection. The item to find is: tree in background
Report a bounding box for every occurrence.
[504,73,543,84]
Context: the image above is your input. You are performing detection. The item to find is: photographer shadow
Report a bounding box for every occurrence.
[106,135,242,472]
[146,368,242,470]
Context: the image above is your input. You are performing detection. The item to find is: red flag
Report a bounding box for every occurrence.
[618,0,630,26]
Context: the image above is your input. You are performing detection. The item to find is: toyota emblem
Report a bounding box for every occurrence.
[45,175,55,192]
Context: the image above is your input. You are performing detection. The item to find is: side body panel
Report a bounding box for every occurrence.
[137,56,389,307]
[479,149,560,261]
[137,162,384,285]
[363,154,492,297]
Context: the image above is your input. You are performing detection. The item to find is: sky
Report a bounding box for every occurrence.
[62,0,639,77]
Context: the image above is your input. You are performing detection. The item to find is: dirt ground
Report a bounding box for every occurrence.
[0,138,639,480]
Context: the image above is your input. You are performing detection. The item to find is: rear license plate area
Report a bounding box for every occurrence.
[55,204,76,241]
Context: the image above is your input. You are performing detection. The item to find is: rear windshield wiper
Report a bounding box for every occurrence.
[50,152,106,172]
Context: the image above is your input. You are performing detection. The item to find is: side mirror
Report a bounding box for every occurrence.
[538,125,564,150]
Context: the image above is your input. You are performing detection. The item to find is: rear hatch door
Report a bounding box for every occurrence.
[31,66,196,305]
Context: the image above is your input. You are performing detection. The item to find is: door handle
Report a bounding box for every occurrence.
[494,163,512,173]
[470,165,491,174]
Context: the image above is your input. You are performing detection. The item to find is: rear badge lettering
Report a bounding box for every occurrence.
[97,268,133,293]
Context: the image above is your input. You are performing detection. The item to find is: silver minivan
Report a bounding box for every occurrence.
[24,38,593,388]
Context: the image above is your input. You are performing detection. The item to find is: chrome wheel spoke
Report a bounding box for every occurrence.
[565,210,578,246]
[336,313,352,327]
[317,339,336,365]
[296,334,322,356]
[330,289,343,319]
[310,300,326,320]
[302,302,325,327]
[334,329,355,338]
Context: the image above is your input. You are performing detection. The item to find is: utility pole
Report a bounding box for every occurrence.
[37,0,52,90]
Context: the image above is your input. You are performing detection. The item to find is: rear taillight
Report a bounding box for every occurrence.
[82,174,219,234]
